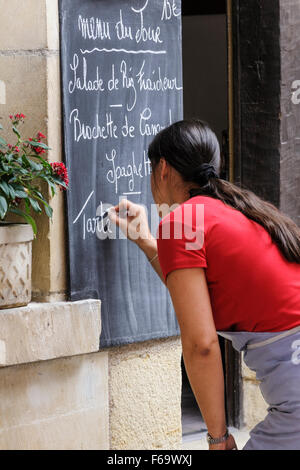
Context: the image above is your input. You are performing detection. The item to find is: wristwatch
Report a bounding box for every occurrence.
[206,428,230,445]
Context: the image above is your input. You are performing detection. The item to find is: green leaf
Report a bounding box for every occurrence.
[41,175,56,196]
[29,197,42,213]
[11,167,28,176]
[28,159,43,171]
[0,136,7,147]
[32,154,53,171]
[24,198,30,214]
[9,207,37,235]
[31,192,53,218]
[13,183,27,191]
[31,189,44,199]
[21,155,30,168]
[0,181,10,197]
[12,126,21,139]
[51,176,68,189]
[7,185,16,199]
[14,189,28,198]
[44,204,53,218]
[1,162,9,171]
[0,195,8,219]
[28,141,50,150]
[0,123,3,130]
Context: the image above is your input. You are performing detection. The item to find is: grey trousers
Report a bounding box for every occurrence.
[217,325,300,450]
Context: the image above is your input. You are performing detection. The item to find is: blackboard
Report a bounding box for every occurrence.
[59,0,183,347]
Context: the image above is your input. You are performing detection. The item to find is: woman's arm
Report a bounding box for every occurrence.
[109,200,236,449]
[137,236,165,283]
[166,267,234,450]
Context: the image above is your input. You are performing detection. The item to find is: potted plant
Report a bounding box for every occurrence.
[0,113,69,309]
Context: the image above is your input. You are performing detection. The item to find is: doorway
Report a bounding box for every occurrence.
[181,0,240,441]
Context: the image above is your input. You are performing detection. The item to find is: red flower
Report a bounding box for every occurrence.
[9,115,13,119]
[13,113,25,121]
[37,132,46,139]
[50,162,69,190]
[29,138,46,155]
[35,146,45,154]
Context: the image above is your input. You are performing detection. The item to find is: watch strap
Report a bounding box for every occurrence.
[206,429,230,445]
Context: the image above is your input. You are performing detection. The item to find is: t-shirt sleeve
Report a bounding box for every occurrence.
[156,211,207,282]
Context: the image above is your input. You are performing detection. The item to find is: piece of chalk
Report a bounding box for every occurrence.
[103,209,128,232]
[98,209,109,222]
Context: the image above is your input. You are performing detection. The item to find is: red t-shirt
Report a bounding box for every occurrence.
[156,195,300,332]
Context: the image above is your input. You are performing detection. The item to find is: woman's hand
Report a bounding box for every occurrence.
[209,433,238,451]
[108,198,153,248]
[108,199,165,283]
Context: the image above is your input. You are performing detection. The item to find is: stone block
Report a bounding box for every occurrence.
[46,0,60,51]
[0,351,109,449]
[0,0,47,50]
[46,55,67,297]
[0,300,101,367]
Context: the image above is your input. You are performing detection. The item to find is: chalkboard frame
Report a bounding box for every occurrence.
[58,0,183,348]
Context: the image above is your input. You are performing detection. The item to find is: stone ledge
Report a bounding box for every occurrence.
[0,299,101,367]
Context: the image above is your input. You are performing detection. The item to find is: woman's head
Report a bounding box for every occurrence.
[148,119,300,264]
[148,119,221,205]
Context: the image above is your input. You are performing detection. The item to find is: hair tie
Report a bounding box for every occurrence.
[194,163,219,186]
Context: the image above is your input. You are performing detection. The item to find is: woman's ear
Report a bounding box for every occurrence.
[159,157,169,181]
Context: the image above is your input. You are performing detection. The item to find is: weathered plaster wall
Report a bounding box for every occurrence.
[241,356,268,430]
[108,336,182,450]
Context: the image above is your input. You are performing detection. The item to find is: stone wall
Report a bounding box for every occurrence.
[0,299,110,450]
[241,356,268,430]
[108,337,182,450]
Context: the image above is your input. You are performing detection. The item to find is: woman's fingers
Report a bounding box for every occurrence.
[113,198,135,215]
[109,199,140,223]
[108,207,129,234]
[108,200,151,244]
[107,208,120,225]
[226,434,238,450]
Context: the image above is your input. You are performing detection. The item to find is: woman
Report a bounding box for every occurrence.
[108,119,300,450]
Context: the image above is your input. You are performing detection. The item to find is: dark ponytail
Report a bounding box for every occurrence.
[148,119,300,264]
